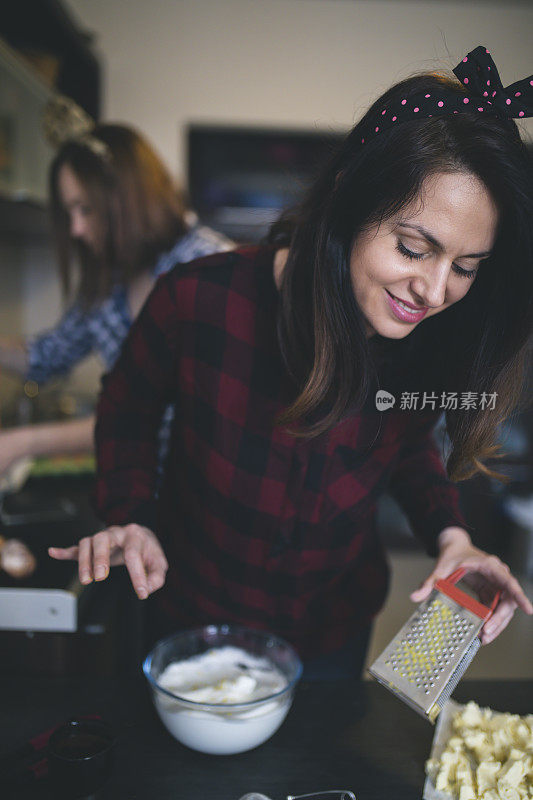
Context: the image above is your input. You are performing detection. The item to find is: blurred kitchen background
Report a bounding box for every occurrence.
[0,0,532,679]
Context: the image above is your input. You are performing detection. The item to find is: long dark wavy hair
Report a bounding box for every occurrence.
[49,124,188,306]
[268,72,533,482]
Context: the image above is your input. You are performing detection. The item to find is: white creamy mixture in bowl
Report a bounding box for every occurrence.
[142,624,302,754]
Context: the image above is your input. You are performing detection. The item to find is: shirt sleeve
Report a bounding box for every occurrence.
[387,411,468,557]
[153,225,234,278]
[27,305,94,384]
[94,269,182,531]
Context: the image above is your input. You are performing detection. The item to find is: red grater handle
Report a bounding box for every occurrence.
[435,568,500,621]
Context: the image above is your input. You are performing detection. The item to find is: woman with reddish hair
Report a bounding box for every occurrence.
[0,111,232,475]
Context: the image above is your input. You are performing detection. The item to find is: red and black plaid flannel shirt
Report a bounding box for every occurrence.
[95,246,466,658]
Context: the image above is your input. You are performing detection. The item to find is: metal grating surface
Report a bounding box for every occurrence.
[368,589,484,720]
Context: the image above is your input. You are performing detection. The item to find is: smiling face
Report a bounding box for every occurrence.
[57,164,102,255]
[349,171,499,339]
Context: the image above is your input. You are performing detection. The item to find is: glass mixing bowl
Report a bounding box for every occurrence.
[143,624,303,755]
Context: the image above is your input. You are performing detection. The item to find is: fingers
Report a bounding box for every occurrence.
[146,569,166,595]
[410,562,455,602]
[461,555,533,615]
[501,572,533,614]
[146,552,169,595]
[78,536,94,584]
[48,546,80,561]
[415,545,532,646]
[79,527,126,586]
[49,539,99,584]
[123,532,150,600]
[48,524,168,600]
[48,528,121,584]
[410,577,435,603]
[121,525,168,600]
[92,532,111,582]
[481,591,517,645]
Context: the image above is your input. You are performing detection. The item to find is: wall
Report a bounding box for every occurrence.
[65,0,533,183]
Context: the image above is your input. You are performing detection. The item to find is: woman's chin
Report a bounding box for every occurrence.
[366,316,418,340]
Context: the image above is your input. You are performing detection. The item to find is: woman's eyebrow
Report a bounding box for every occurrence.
[398,223,493,258]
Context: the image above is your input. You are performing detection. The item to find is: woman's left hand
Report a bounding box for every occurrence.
[410,526,533,645]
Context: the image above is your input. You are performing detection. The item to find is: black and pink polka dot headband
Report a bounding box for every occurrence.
[359,46,533,145]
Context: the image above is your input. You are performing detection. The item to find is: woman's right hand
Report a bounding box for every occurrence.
[48,524,168,599]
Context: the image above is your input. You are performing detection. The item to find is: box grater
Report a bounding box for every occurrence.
[368,568,499,723]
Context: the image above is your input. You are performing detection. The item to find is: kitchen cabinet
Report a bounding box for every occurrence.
[0,0,101,232]
[1,0,100,121]
[0,37,54,204]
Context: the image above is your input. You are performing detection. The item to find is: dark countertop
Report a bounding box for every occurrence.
[1,675,532,800]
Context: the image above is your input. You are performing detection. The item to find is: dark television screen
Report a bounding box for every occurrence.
[187,124,345,243]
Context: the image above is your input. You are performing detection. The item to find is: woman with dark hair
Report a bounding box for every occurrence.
[0,111,232,476]
[50,48,533,678]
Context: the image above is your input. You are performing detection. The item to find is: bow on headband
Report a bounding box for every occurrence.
[453,46,533,119]
[358,45,533,145]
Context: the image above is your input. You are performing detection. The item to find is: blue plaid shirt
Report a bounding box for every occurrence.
[28,225,233,383]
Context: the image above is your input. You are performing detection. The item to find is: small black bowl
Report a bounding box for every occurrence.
[48,718,115,798]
